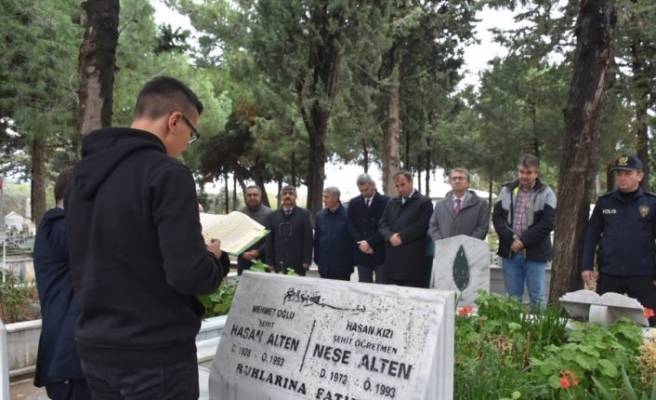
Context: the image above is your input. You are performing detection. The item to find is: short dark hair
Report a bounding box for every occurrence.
[393,170,413,182]
[518,154,539,170]
[133,76,203,120]
[54,167,73,202]
[245,185,262,194]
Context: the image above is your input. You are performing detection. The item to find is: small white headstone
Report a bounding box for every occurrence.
[429,235,490,306]
[560,290,649,326]
[209,272,455,399]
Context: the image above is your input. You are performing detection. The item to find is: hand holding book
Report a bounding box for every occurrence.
[199,211,270,256]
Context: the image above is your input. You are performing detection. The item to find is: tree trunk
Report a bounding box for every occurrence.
[306,125,327,224]
[362,139,369,173]
[549,0,615,303]
[31,139,47,226]
[223,173,229,214]
[77,0,119,156]
[381,70,401,196]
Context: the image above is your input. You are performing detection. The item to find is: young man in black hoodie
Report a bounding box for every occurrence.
[66,76,226,399]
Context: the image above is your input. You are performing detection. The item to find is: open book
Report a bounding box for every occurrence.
[199,211,270,256]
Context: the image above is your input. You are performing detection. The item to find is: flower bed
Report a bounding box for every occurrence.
[456,291,656,399]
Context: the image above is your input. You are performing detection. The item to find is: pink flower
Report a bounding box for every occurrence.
[560,377,571,389]
[644,308,654,319]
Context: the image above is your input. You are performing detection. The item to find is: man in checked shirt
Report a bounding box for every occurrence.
[493,154,557,309]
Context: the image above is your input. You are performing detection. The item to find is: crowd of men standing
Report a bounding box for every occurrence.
[240,152,656,328]
[238,167,493,290]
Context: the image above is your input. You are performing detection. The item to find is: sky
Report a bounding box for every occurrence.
[151,1,512,199]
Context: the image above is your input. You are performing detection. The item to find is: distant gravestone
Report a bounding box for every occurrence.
[209,272,455,400]
[560,290,649,327]
[429,235,490,306]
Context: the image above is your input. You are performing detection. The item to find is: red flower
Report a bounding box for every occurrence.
[458,305,474,317]
[559,371,579,388]
[560,377,571,389]
[644,308,655,319]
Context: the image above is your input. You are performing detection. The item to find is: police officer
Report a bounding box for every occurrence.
[581,153,656,325]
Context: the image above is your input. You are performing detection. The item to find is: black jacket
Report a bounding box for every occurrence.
[265,205,313,274]
[66,128,224,368]
[33,207,85,386]
[581,188,656,276]
[378,190,434,282]
[347,191,390,267]
[492,178,556,261]
[314,204,354,276]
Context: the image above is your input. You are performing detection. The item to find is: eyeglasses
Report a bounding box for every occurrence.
[450,176,466,181]
[181,115,200,144]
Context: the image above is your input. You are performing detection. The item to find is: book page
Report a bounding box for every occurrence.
[200,211,269,255]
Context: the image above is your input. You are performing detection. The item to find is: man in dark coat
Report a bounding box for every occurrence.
[347,173,390,283]
[265,185,313,275]
[379,170,434,288]
[237,185,272,274]
[314,186,353,280]
[33,168,90,400]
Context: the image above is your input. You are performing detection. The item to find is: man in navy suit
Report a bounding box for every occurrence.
[347,174,390,283]
[33,168,90,399]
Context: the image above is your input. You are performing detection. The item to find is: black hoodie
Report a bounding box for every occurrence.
[66,127,223,368]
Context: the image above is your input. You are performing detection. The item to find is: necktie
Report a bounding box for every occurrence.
[365,198,370,208]
[285,209,291,216]
[454,199,462,215]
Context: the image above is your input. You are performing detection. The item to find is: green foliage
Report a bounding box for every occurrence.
[0,272,39,323]
[529,319,644,396]
[198,276,239,317]
[592,367,656,400]
[455,291,568,399]
[456,290,653,400]
[199,259,298,317]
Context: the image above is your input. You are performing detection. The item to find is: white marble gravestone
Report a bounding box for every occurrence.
[560,290,649,327]
[429,235,490,306]
[208,272,455,400]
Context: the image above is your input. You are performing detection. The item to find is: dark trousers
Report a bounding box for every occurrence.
[319,272,352,281]
[597,273,656,326]
[80,355,199,400]
[45,379,91,400]
[357,264,386,284]
[387,277,430,289]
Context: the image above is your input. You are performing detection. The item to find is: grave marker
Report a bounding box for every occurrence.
[429,235,490,306]
[209,272,455,399]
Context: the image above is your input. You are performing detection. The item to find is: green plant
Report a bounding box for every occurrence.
[529,319,644,398]
[198,276,239,317]
[455,291,568,399]
[592,366,656,400]
[0,272,39,323]
[199,259,299,317]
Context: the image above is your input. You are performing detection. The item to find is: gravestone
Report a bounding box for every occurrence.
[209,272,455,400]
[560,290,649,327]
[429,235,490,306]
